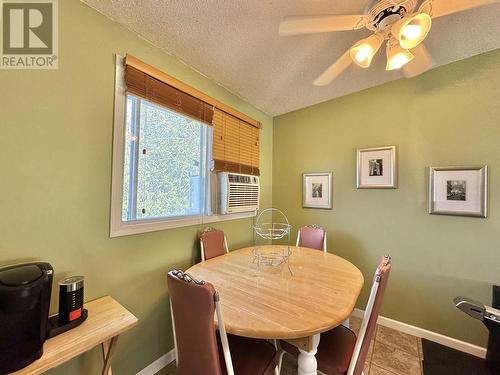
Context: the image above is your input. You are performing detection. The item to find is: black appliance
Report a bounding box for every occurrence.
[454,285,500,373]
[0,263,53,374]
[46,276,87,339]
[58,276,84,324]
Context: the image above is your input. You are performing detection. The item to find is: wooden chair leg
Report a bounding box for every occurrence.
[101,336,119,375]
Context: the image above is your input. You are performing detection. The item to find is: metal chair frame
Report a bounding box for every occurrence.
[347,255,391,375]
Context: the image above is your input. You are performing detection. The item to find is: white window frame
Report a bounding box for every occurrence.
[110,55,255,237]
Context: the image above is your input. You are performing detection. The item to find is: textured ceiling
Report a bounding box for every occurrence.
[82,0,500,116]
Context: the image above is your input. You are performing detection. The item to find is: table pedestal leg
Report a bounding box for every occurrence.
[101,336,119,375]
[297,334,320,375]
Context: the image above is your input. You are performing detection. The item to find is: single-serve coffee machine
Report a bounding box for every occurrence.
[0,263,53,374]
[0,263,87,374]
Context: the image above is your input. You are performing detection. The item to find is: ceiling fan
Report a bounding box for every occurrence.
[279,0,500,86]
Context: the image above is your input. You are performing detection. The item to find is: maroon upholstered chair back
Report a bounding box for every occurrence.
[200,228,227,261]
[298,225,326,251]
[167,270,223,375]
[352,256,391,375]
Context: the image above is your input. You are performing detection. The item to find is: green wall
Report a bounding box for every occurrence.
[273,48,500,346]
[0,0,272,374]
[1,0,499,372]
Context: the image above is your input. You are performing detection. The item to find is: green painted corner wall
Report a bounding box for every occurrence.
[1,0,499,371]
[0,0,272,374]
[273,48,500,347]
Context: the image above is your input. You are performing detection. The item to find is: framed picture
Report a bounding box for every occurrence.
[303,172,332,209]
[357,146,397,189]
[429,166,488,218]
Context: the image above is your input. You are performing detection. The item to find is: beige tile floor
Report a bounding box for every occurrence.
[156,316,424,375]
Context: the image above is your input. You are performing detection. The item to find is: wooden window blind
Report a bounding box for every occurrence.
[123,54,261,176]
[212,109,260,176]
[125,65,214,125]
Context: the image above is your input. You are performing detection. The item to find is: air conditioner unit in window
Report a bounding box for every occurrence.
[218,172,260,214]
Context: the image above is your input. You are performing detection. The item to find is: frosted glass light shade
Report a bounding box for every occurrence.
[392,13,432,49]
[349,33,384,68]
[386,42,414,70]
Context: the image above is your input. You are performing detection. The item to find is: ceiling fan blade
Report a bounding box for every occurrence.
[419,0,500,18]
[279,14,369,36]
[313,51,352,86]
[403,44,435,78]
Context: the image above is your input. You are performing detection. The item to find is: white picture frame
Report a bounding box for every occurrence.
[429,166,488,218]
[303,172,333,209]
[357,146,397,189]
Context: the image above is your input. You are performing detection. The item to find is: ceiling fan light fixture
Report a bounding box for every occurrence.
[386,42,414,70]
[402,24,422,40]
[349,33,384,68]
[392,12,432,49]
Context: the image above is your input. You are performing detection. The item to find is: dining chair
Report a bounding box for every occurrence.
[167,270,279,375]
[296,224,327,252]
[279,255,392,375]
[200,227,229,262]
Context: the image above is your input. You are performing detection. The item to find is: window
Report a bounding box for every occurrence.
[122,95,210,222]
[110,55,262,237]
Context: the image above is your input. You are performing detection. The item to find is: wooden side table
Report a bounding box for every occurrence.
[12,296,138,375]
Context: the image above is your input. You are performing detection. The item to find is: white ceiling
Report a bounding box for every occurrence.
[82,0,500,116]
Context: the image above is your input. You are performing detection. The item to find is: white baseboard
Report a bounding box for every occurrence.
[352,308,487,359]
[136,348,176,375]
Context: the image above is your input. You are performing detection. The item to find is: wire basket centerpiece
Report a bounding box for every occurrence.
[252,208,292,275]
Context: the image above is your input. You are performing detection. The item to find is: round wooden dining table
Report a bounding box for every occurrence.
[186,245,364,375]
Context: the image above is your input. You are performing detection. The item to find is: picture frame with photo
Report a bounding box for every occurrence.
[357,146,397,189]
[303,172,332,209]
[429,166,488,218]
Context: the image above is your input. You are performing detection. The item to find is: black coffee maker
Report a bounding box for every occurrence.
[0,263,53,374]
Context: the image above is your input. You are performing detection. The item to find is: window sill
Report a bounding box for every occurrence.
[109,211,256,238]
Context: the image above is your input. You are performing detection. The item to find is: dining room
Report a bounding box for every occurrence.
[1,1,500,375]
